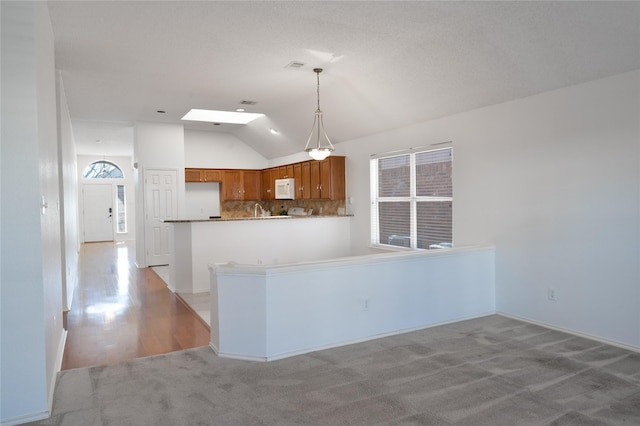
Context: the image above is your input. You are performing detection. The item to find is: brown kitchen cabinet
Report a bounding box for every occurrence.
[187,156,344,201]
[279,164,294,179]
[222,170,243,200]
[261,169,273,200]
[222,170,261,201]
[260,168,280,200]
[203,169,223,182]
[185,168,204,182]
[243,170,261,200]
[293,162,311,200]
[310,156,345,200]
[185,168,223,182]
[309,160,321,199]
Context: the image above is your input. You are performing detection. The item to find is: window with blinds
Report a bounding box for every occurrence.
[370,146,452,249]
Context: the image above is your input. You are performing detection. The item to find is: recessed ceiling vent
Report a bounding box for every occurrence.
[239,100,258,105]
[285,61,305,69]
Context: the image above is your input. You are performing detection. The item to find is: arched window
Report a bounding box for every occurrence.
[83,161,124,179]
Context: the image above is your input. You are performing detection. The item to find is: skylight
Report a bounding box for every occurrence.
[181,109,263,124]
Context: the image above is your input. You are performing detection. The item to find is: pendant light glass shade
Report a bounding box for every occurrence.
[304,68,334,160]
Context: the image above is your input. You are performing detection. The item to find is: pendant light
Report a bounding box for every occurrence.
[304,68,334,161]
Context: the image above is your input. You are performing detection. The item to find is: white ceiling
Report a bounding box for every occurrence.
[47,1,640,159]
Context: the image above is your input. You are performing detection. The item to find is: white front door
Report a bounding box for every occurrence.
[83,184,114,242]
[144,169,178,266]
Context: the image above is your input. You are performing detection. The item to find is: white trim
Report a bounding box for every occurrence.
[213,311,640,363]
[212,245,493,276]
[1,411,50,426]
[47,329,67,416]
[498,311,640,354]
[370,141,452,159]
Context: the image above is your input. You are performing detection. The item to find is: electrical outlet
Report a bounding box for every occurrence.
[547,287,557,301]
[363,299,370,311]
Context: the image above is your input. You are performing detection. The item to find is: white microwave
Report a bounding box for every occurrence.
[275,178,295,199]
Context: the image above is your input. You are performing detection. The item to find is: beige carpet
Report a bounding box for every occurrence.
[29,315,640,425]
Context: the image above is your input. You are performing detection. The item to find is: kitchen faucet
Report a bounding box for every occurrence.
[254,203,265,217]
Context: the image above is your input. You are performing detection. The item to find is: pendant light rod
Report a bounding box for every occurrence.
[304,68,335,161]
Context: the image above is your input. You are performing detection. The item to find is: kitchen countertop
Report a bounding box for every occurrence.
[163,214,353,223]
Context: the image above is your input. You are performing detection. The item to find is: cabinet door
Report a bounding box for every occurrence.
[223,170,243,200]
[321,156,346,200]
[309,161,321,199]
[185,168,203,182]
[243,170,261,201]
[293,163,303,199]
[300,161,311,200]
[261,169,273,200]
[203,169,223,182]
[320,159,332,200]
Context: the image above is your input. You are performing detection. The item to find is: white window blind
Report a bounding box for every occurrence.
[371,146,452,249]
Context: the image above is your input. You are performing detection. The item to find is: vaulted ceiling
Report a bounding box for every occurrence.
[47,1,640,159]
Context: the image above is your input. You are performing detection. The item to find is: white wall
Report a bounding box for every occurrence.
[77,155,136,242]
[1,2,65,423]
[56,73,79,311]
[340,71,640,349]
[212,247,495,360]
[184,129,268,170]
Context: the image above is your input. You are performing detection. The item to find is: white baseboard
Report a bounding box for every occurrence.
[497,311,640,354]
[1,410,50,426]
[49,329,68,411]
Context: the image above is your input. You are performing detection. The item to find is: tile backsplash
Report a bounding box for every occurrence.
[221,199,347,218]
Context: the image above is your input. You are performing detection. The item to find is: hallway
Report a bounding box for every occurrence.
[61,241,210,370]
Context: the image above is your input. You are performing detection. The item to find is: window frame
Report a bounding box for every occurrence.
[370,145,452,250]
[116,184,127,234]
[82,160,124,179]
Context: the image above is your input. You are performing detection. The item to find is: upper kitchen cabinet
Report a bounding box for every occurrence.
[261,169,272,200]
[188,156,345,201]
[203,169,223,182]
[293,162,311,200]
[185,168,223,183]
[185,168,204,182]
[243,170,261,200]
[223,170,261,201]
[260,168,280,200]
[223,170,242,200]
[310,156,346,200]
[279,164,294,179]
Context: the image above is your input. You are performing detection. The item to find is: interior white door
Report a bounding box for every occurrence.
[83,184,114,242]
[144,169,178,266]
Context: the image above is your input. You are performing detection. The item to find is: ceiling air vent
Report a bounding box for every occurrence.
[238,100,258,106]
[285,61,305,69]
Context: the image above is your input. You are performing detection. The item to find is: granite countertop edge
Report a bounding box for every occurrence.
[163,214,354,223]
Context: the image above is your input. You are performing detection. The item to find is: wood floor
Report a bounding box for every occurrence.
[61,241,210,370]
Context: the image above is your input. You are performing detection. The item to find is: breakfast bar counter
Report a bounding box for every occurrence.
[164,215,352,293]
